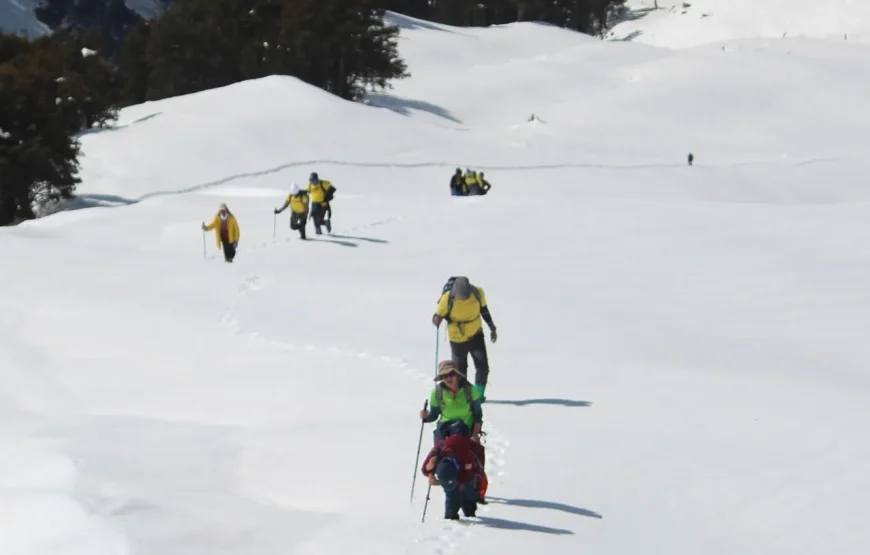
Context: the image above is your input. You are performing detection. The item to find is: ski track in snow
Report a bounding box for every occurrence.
[217,215,510,554]
[94,154,853,207]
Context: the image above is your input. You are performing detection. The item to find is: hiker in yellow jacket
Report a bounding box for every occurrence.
[202,203,240,263]
[432,276,498,402]
[307,171,335,235]
[274,183,310,240]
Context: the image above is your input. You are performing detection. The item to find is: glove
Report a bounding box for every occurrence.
[232,242,238,249]
[273,208,278,214]
[432,314,443,327]
[490,328,497,343]
[201,222,206,231]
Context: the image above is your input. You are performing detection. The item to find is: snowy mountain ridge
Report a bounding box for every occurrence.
[609,0,870,47]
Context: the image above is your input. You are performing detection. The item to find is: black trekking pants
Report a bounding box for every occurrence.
[311,203,327,231]
[450,330,489,386]
[290,212,307,238]
[221,238,236,262]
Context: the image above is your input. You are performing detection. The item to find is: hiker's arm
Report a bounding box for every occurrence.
[480,305,495,330]
[423,405,441,423]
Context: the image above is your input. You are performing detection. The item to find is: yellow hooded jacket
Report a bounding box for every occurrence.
[434,287,488,343]
[288,191,310,214]
[308,180,334,205]
[204,212,240,249]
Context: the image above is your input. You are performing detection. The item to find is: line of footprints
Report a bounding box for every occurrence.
[221,273,510,555]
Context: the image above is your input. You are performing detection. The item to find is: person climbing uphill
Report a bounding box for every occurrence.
[432,277,497,402]
[202,203,240,263]
[449,168,466,196]
[307,172,335,235]
[421,433,487,519]
[420,360,484,444]
[274,183,310,239]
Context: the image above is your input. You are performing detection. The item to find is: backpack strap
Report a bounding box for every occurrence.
[435,383,473,409]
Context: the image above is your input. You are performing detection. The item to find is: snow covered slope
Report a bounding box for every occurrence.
[609,0,870,47]
[3,10,870,555]
[0,0,162,37]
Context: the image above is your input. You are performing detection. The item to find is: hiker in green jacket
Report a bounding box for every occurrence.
[420,360,483,445]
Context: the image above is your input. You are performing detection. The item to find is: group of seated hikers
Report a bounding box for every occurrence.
[449,168,492,196]
[419,360,489,520]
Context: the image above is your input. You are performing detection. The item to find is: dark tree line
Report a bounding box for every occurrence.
[0,29,118,224]
[1,0,408,225]
[377,0,627,35]
[2,0,626,225]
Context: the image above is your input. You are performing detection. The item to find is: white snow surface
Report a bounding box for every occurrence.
[609,0,870,47]
[4,9,870,555]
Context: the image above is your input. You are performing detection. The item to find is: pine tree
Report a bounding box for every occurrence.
[0,35,83,224]
[142,0,408,102]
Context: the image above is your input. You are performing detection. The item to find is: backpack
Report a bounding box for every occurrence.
[436,382,473,408]
[442,276,482,323]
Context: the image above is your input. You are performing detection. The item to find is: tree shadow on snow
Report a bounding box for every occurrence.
[309,237,358,247]
[363,93,463,125]
[328,233,388,244]
[486,497,603,520]
[466,516,573,535]
[486,398,592,408]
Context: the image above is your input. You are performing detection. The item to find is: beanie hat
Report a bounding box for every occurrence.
[451,277,473,301]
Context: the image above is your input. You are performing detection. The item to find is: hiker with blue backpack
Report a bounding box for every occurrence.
[419,359,490,506]
[432,276,498,402]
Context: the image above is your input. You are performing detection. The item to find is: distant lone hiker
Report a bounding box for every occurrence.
[202,203,240,263]
[687,152,694,166]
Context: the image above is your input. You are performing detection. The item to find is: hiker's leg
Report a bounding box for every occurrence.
[468,331,490,387]
[450,340,471,379]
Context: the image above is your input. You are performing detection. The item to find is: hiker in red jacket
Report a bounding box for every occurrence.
[421,434,487,520]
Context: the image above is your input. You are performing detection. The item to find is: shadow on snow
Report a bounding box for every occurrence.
[327,233,388,244]
[363,92,463,125]
[308,237,358,248]
[486,398,591,408]
[486,497,603,520]
[465,516,573,535]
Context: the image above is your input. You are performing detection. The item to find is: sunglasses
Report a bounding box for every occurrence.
[442,372,459,379]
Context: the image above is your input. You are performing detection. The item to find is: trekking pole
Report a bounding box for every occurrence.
[201,226,206,259]
[420,323,441,521]
[272,212,276,241]
[422,482,431,523]
[413,325,440,502]
[410,399,428,502]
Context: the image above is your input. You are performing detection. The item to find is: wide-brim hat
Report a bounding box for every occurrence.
[434,360,466,381]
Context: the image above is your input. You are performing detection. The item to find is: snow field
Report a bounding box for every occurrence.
[3,5,870,555]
